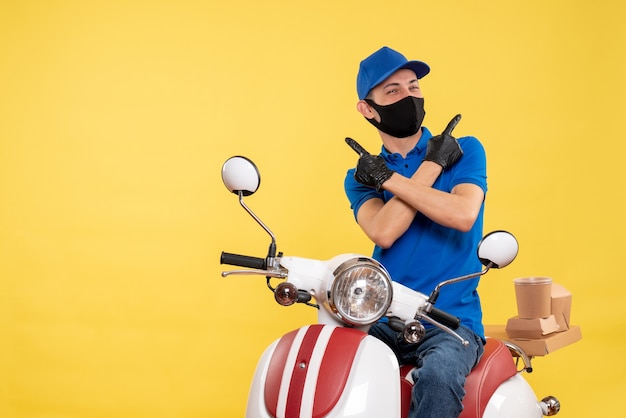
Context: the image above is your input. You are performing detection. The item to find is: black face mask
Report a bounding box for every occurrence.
[364,96,425,138]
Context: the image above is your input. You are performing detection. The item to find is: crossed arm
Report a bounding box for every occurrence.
[356,161,485,249]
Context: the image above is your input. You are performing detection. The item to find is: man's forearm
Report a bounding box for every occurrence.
[357,162,443,248]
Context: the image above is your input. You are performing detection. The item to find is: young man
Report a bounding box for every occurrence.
[344,46,488,418]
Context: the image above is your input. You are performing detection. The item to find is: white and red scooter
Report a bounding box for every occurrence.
[219,156,560,418]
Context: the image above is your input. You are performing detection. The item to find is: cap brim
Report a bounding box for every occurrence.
[368,60,430,97]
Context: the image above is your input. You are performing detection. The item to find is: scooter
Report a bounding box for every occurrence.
[219,156,561,418]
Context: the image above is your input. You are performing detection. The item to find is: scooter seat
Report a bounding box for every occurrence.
[399,338,517,418]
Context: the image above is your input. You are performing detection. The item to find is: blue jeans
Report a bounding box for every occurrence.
[369,322,484,418]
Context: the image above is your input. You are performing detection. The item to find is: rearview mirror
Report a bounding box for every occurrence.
[477,231,518,269]
[221,156,260,196]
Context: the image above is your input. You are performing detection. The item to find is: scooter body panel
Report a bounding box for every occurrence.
[246,324,401,418]
[482,374,544,418]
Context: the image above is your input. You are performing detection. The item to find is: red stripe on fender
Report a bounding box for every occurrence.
[285,325,325,417]
[264,328,299,417]
[312,327,367,417]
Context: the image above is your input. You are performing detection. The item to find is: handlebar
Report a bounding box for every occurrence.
[220,251,266,270]
[427,307,461,330]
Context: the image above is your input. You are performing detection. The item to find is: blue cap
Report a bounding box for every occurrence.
[356,46,430,100]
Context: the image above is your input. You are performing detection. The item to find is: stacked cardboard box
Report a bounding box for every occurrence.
[486,283,582,356]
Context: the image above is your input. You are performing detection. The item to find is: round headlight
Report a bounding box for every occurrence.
[329,257,393,326]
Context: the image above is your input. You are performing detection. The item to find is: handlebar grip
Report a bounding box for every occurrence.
[220,252,266,269]
[428,307,461,330]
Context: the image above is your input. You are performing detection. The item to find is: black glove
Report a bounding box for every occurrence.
[345,137,394,192]
[355,154,394,192]
[424,114,464,170]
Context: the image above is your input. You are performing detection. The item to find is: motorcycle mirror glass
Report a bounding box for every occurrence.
[221,156,260,196]
[477,230,519,269]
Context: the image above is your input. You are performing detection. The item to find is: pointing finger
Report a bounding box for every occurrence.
[345,137,370,157]
[442,114,462,136]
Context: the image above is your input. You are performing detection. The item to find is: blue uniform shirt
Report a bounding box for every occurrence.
[344,127,488,339]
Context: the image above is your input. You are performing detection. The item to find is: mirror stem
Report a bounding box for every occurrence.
[238,191,277,258]
[428,263,493,305]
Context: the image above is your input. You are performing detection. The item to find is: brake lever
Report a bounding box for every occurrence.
[221,269,288,278]
[416,313,469,346]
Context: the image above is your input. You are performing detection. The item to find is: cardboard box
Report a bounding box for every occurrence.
[485,324,582,357]
[505,315,561,339]
[551,283,572,330]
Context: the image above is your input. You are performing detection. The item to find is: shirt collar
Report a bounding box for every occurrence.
[380,126,433,158]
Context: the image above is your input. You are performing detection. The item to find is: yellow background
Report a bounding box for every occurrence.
[1,0,624,417]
